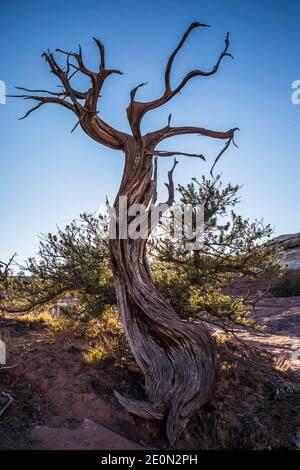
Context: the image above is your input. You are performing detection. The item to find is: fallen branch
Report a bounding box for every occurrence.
[0,363,19,371]
[0,391,14,418]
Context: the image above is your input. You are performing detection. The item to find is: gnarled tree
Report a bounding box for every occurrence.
[11,22,238,444]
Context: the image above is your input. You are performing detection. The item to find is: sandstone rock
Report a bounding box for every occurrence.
[271,232,300,270]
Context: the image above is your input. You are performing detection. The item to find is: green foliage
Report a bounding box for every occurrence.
[1,213,115,318]
[2,175,282,334]
[83,305,130,366]
[150,175,282,331]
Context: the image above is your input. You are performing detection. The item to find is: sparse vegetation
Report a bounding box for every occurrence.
[2,176,281,337]
[271,274,300,297]
[1,6,299,452]
[1,311,299,450]
[0,173,287,446]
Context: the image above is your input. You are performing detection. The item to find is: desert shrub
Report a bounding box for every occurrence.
[2,175,281,334]
[150,175,281,331]
[82,305,131,366]
[271,274,300,297]
[1,213,115,318]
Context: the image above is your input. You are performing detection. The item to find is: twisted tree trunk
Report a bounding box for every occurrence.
[109,143,216,444]
[14,21,238,444]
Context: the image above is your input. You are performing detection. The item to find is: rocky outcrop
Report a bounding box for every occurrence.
[271,232,300,271]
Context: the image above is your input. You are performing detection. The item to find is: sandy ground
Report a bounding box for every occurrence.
[240,297,300,367]
[0,296,299,450]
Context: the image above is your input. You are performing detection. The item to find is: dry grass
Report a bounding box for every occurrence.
[14,311,69,334]
[82,306,131,366]
[3,307,299,449]
[12,306,130,367]
[83,346,104,364]
[184,335,300,450]
[16,311,53,324]
[273,352,292,373]
[7,306,131,367]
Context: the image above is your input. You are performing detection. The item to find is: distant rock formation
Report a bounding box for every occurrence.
[271,232,300,271]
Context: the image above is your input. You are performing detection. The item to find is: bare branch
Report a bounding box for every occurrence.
[0,253,17,278]
[146,125,239,148]
[146,149,205,160]
[0,363,19,371]
[164,158,178,207]
[70,120,80,133]
[93,37,105,70]
[148,158,178,234]
[152,156,158,205]
[210,130,238,177]
[145,126,238,177]
[0,392,14,418]
[7,91,76,120]
[172,32,233,94]
[42,51,87,102]
[164,22,210,92]
[130,82,148,102]
[55,46,94,79]
[127,22,233,137]
[18,102,45,120]
[10,39,128,150]
[15,86,67,97]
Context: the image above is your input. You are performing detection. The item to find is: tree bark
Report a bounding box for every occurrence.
[110,143,216,444]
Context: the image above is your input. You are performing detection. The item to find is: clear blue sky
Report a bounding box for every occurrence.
[1,0,300,262]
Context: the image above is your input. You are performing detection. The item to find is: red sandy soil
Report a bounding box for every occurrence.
[0,297,299,450]
[0,326,147,450]
[239,297,300,364]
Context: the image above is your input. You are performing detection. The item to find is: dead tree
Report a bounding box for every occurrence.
[12,22,238,444]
